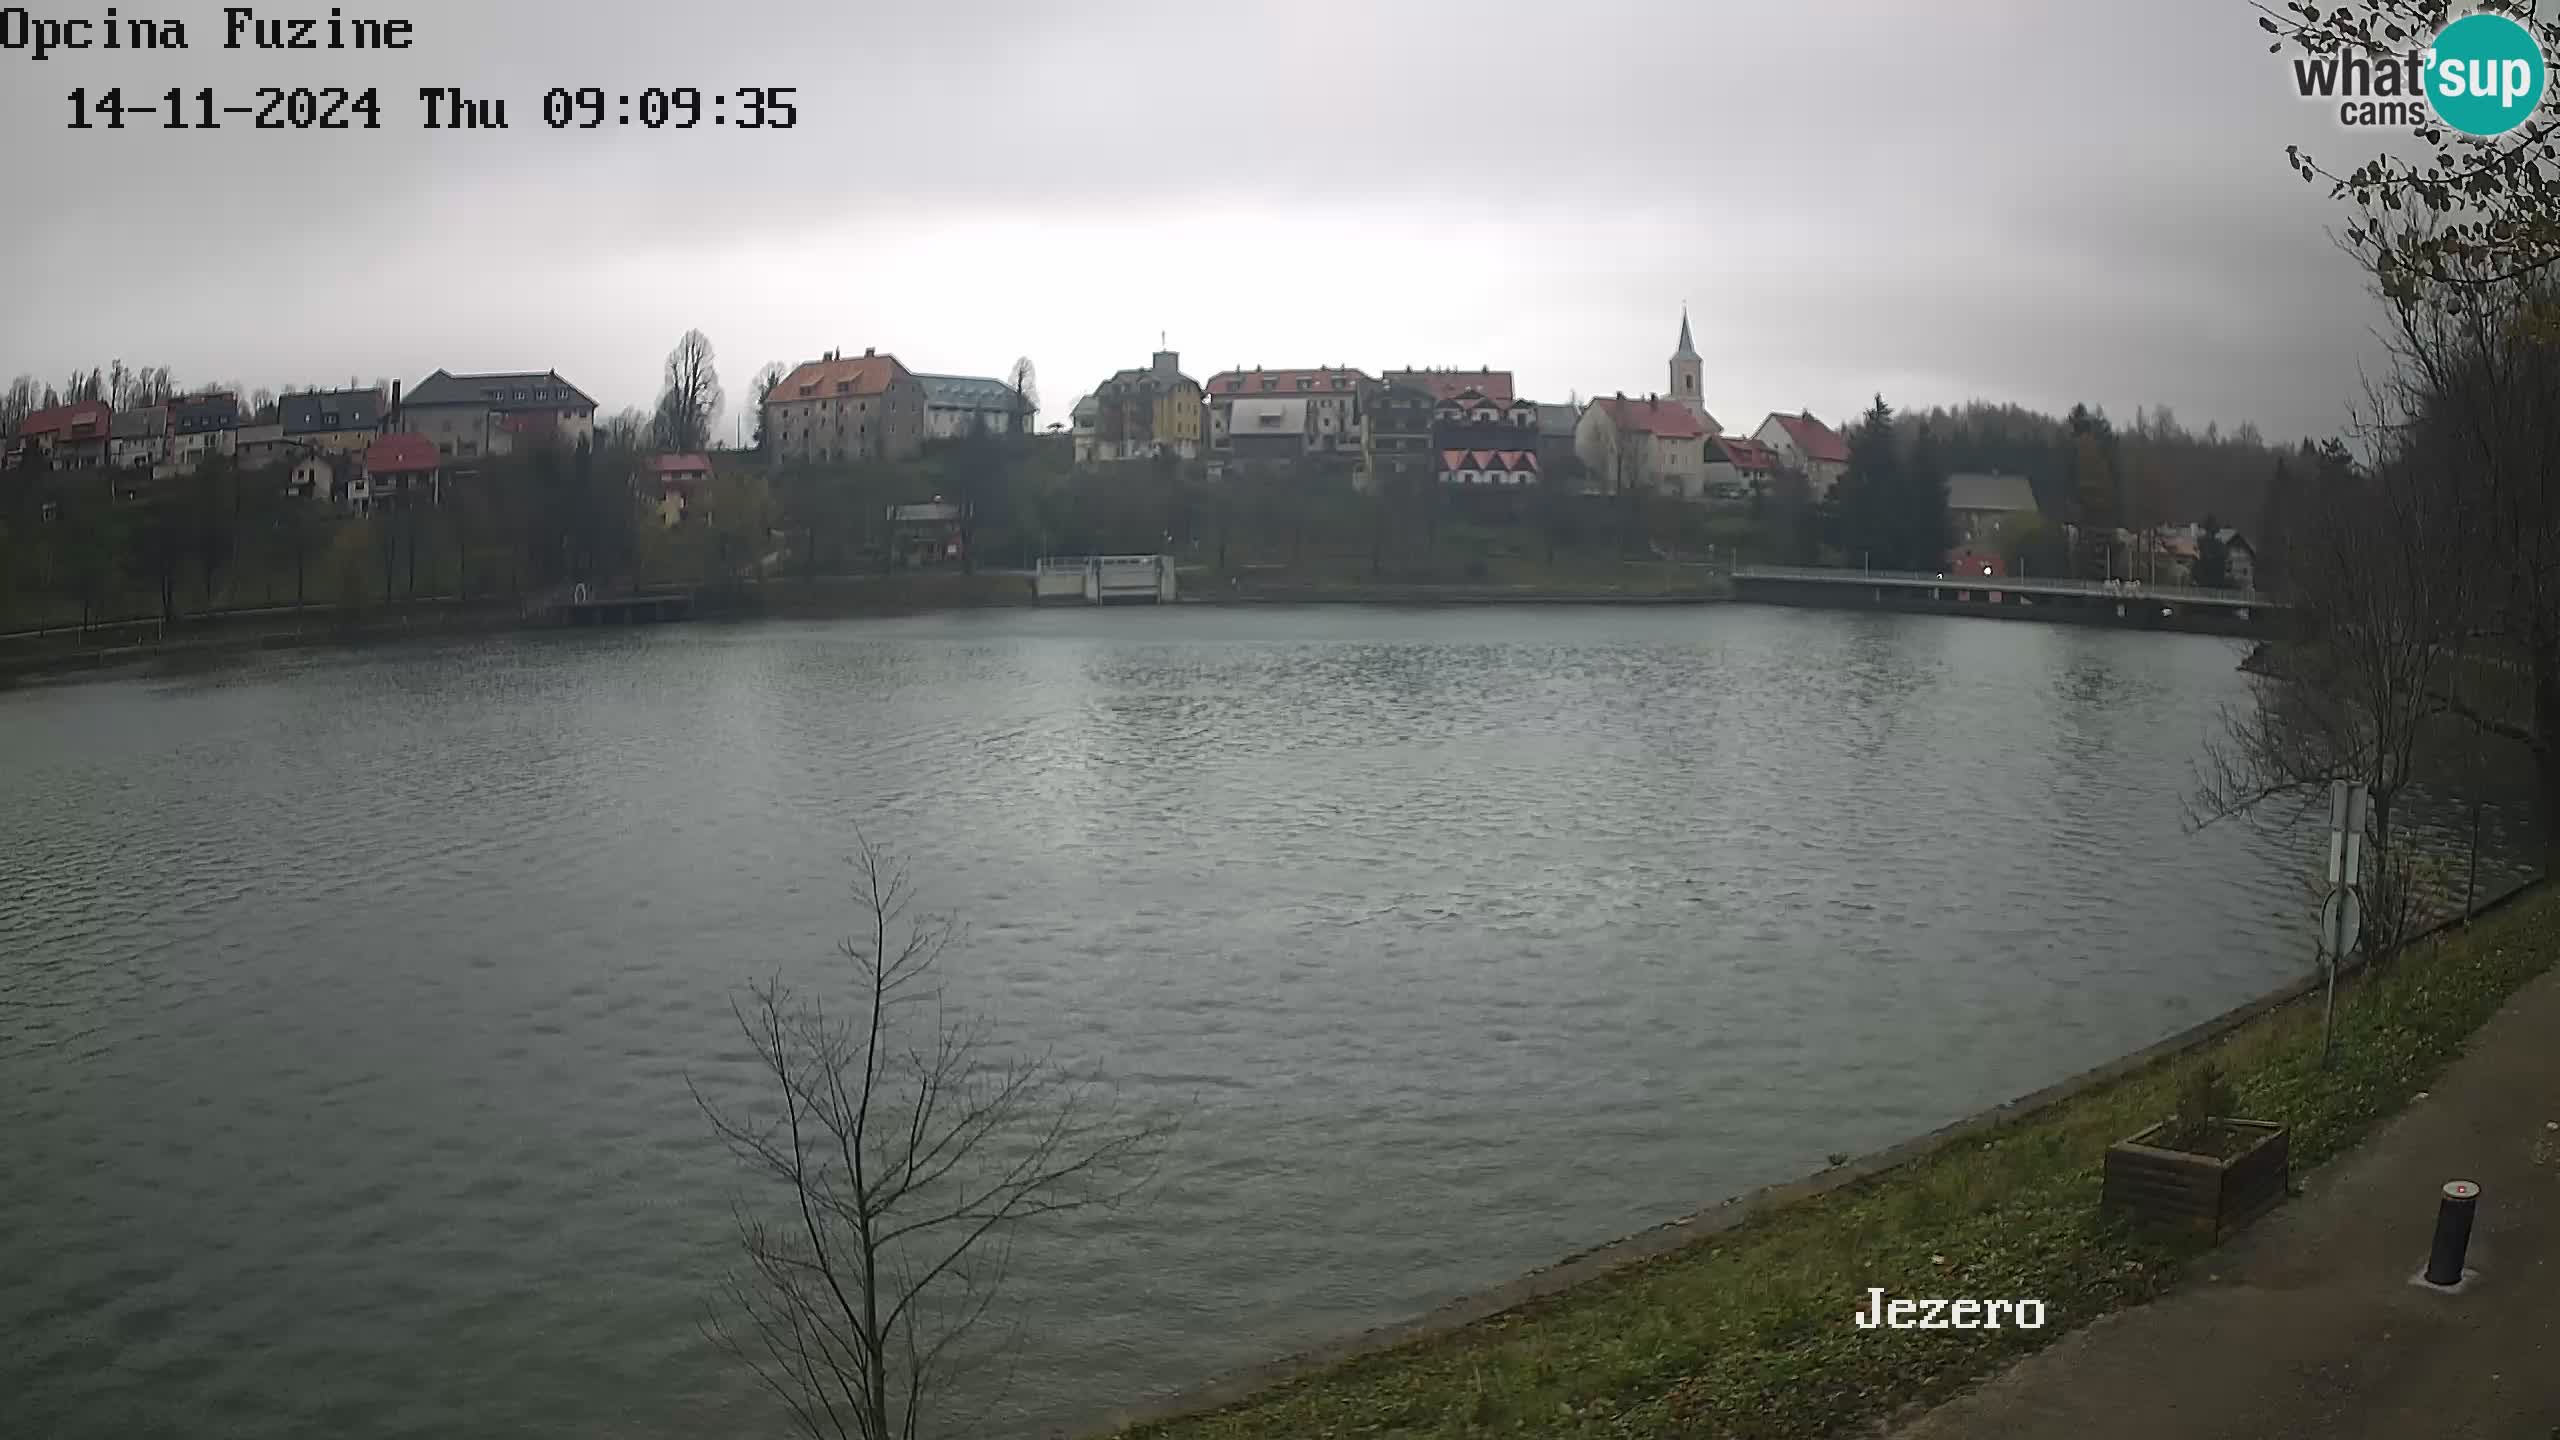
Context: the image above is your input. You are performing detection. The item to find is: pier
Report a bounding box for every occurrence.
[1730,565,2278,636]
[555,589,695,626]
[1034,555,1179,605]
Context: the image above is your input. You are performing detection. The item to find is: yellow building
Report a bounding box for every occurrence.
[1091,349,1202,461]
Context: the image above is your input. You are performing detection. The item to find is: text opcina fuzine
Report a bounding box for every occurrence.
[1852,1288,2048,1330]
[1,7,418,62]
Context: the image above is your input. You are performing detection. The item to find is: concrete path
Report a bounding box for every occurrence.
[1889,965,2560,1440]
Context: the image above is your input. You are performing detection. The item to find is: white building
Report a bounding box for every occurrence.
[402,369,597,461]
[1753,411,1850,498]
[915,373,1031,440]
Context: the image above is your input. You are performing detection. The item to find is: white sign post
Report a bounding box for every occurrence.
[2320,779,2369,1065]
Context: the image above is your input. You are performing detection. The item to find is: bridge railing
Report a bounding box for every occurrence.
[1730,563,2264,605]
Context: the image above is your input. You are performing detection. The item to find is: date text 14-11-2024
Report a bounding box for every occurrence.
[63,85,801,131]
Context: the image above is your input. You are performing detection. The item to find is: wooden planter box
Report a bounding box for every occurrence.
[2102,1120,2290,1238]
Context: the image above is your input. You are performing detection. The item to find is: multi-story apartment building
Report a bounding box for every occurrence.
[764,349,927,464]
[402,370,597,461]
[282,387,390,456]
[915,373,1031,440]
[1204,366,1369,461]
[1090,349,1203,463]
[170,392,241,469]
[1431,386,1542,488]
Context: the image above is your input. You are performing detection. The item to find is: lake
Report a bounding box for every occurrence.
[0,605,2535,1438]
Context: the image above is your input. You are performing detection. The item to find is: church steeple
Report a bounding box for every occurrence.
[1669,305,1704,418]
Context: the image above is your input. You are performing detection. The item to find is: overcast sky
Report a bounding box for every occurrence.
[2,0,2405,443]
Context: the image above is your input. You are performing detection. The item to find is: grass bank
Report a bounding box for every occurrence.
[1113,883,2557,1440]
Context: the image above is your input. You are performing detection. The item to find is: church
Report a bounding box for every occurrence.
[1571,309,1724,498]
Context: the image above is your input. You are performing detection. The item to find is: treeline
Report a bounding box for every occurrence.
[1,364,404,431]
[1898,398,2317,535]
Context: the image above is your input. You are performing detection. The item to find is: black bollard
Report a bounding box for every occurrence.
[2425,1180,2480,1286]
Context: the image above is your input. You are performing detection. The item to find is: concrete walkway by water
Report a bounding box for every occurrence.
[1890,963,2560,1440]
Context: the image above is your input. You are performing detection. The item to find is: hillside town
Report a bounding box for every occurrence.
[1,308,2278,616]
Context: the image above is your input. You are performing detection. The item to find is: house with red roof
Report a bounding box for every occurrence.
[646,453,714,527]
[1703,434,1783,504]
[1205,367,1371,461]
[1429,386,1542,488]
[1575,393,1718,499]
[1381,369,1515,405]
[1753,411,1850,498]
[13,401,115,471]
[353,433,441,514]
[763,349,924,463]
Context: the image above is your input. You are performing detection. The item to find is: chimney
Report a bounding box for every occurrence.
[390,380,402,430]
[864,347,875,358]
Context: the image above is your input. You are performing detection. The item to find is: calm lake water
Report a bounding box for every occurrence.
[0,605,2536,1438]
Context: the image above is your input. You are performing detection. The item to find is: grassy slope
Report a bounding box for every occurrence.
[1121,886,2557,1439]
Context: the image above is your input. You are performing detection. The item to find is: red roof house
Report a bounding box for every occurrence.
[1708,435,1781,472]
[364,433,441,477]
[1383,369,1516,404]
[1592,395,1709,440]
[1761,410,1849,466]
[14,401,115,468]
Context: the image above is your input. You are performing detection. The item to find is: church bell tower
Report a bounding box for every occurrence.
[1669,306,1704,419]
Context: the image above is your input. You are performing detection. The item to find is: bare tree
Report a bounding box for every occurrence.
[694,838,1170,1440]
[750,362,789,451]
[656,329,724,453]
[2191,435,2470,971]
[1006,358,1039,433]
[2371,262,2560,875]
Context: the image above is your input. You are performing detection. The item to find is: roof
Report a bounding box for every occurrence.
[1674,309,1699,361]
[914,373,1025,410]
[890,502,962,523]
[769,354,910,405]
[1536,403,1580,437]
[1434,387,1535,413]
[1382,369,1515,404]
[1763,411,1849,465]
[1070,394,1099,422]
[405,370,597,412]
[1437,448,1540,472]
[1230,397,1309,431]
[1947,472,2040,513]
[646,452,713,475]
[1709,435,1781,470]
[1100,364,1199,395]
[281,388,386,434]
[1593,395,1709,440]
[2217,528,2255,553]
[364,433,441,473]
[1205,367,1372,397]
[20,400,113,438]
[171,393,240,433]
[110,406,166,439]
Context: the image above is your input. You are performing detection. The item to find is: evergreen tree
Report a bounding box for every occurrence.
[2068,404,2119,578]
[2254,450,2301,590]
[1900,418,1953,570]
[1836,394,1899,569]
[2193,512,2230,588]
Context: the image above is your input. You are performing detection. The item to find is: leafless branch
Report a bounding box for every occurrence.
[693,835,1176,1439]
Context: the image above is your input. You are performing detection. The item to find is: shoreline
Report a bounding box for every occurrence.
[0,580,1739,685]
[1091,876,2547,1438]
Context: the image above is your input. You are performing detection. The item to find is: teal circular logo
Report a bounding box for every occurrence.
[2427,13,2548,136]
